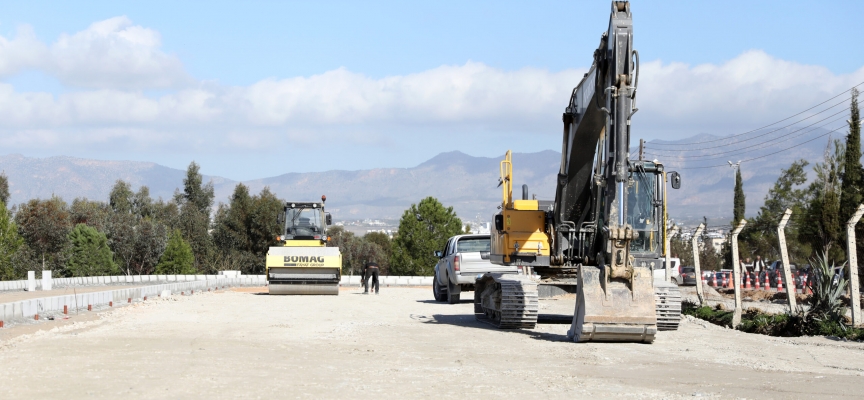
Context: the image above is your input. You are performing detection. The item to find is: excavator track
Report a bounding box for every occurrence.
[654,283,681,331]
[474,274,539,329]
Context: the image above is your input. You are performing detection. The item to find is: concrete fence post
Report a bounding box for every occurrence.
[846,204,864,327]
[42,270,52,291]
[731,219,747,327]
[777,209,796,312]
[27,271,36,292]
[665,225,679,283]
[691,223,706,305]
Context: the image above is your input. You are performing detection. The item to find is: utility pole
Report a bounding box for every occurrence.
[638,139,644,161]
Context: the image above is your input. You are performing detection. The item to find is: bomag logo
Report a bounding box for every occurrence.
[283,255,326,266]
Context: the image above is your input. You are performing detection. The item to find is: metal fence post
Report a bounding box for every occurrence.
[777,209,796,312]
[847,204,864,327]
[665,225,679,283]
[692,223,705,305]
[731,219,747,327]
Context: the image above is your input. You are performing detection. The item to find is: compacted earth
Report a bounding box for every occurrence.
[0,286,862,399]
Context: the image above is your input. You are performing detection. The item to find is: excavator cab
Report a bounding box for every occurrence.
[626,162,663,256]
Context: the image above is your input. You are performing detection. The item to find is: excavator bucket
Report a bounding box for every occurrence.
[266,246,341,295]
[569,265,657,343]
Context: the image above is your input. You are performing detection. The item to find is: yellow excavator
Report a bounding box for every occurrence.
[265,195,342,295]
[475,1,682,342]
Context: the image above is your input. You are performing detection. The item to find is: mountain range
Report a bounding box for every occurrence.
[0,126,837,223]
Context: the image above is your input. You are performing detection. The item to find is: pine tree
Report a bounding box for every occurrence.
[0,201,23,280]
[0,173,9,206]
[840,88,862,229]
[156,229,196,275]
[389,197,463,276]
[66,224,118,277]
[733,167,746,224]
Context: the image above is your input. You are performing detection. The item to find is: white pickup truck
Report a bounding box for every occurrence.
[433,234,518,304]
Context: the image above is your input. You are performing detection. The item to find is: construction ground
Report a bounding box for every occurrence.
[0,286,862,399]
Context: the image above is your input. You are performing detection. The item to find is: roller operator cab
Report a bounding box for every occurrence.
[265,196,342,295]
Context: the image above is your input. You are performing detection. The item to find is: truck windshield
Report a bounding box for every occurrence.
[627,170,661,254]
[457,238,491,252]
[285,207,324,237]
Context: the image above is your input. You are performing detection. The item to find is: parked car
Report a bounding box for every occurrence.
[677,266,697,286]
[654,258,681,284]
[433,234,518,304]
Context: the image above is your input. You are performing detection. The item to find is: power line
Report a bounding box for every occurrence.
[644,110,849,160]
[648,81,864,147]
[645,101,850,153]
[675,123,847,170]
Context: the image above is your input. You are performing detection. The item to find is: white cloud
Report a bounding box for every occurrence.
[0,17,862,166]
[636,50,864,139]
[0,25,48,77]
[47,16,191,89]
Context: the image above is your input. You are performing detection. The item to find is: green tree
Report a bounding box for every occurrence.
[733,167,745,224]
[109,180,134,214]
[132,186,154,219]
[70,198,111,231]
[669,231,693,267]
[66,224,118,276]
[130,218,169,275]
[15,197,72,273]
[0,173,9,206]
[742,160,810,262]
[0,201,23,280]
[326,225,357,273]
[389,197,463,276]
[156,229,196,275]
[182,161,215,215]
[326,226,388,275]
[247,187,283,258]
[175,162,216,272]
[211,185,283,273]
[800,139,844,262]
[840,88,862,233]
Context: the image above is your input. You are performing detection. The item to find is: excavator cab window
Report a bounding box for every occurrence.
[626,170,661,255]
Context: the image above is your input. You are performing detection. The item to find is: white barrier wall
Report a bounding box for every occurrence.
[1,274,435,291]
[0,276,267,323]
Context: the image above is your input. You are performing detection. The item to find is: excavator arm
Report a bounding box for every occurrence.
[554,0,638,271]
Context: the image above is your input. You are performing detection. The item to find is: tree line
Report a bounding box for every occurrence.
[0,160,466,280]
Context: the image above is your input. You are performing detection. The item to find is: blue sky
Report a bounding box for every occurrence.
[0,1,862,180]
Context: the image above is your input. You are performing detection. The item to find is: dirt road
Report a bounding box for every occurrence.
[0,287,862,399]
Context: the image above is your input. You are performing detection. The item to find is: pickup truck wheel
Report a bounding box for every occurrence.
[447,281,461,304]
[433,278,446,302]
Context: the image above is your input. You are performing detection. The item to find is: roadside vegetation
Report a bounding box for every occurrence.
[684,252,864,340]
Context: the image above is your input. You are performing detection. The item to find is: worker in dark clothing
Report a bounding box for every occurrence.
[363,261,380,294]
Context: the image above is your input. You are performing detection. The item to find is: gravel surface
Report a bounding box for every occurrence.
[0,287,862,399]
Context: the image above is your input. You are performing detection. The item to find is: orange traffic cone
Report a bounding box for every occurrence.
[776,270,784,292]
[744,273,752,289]
[763,273,771,290]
